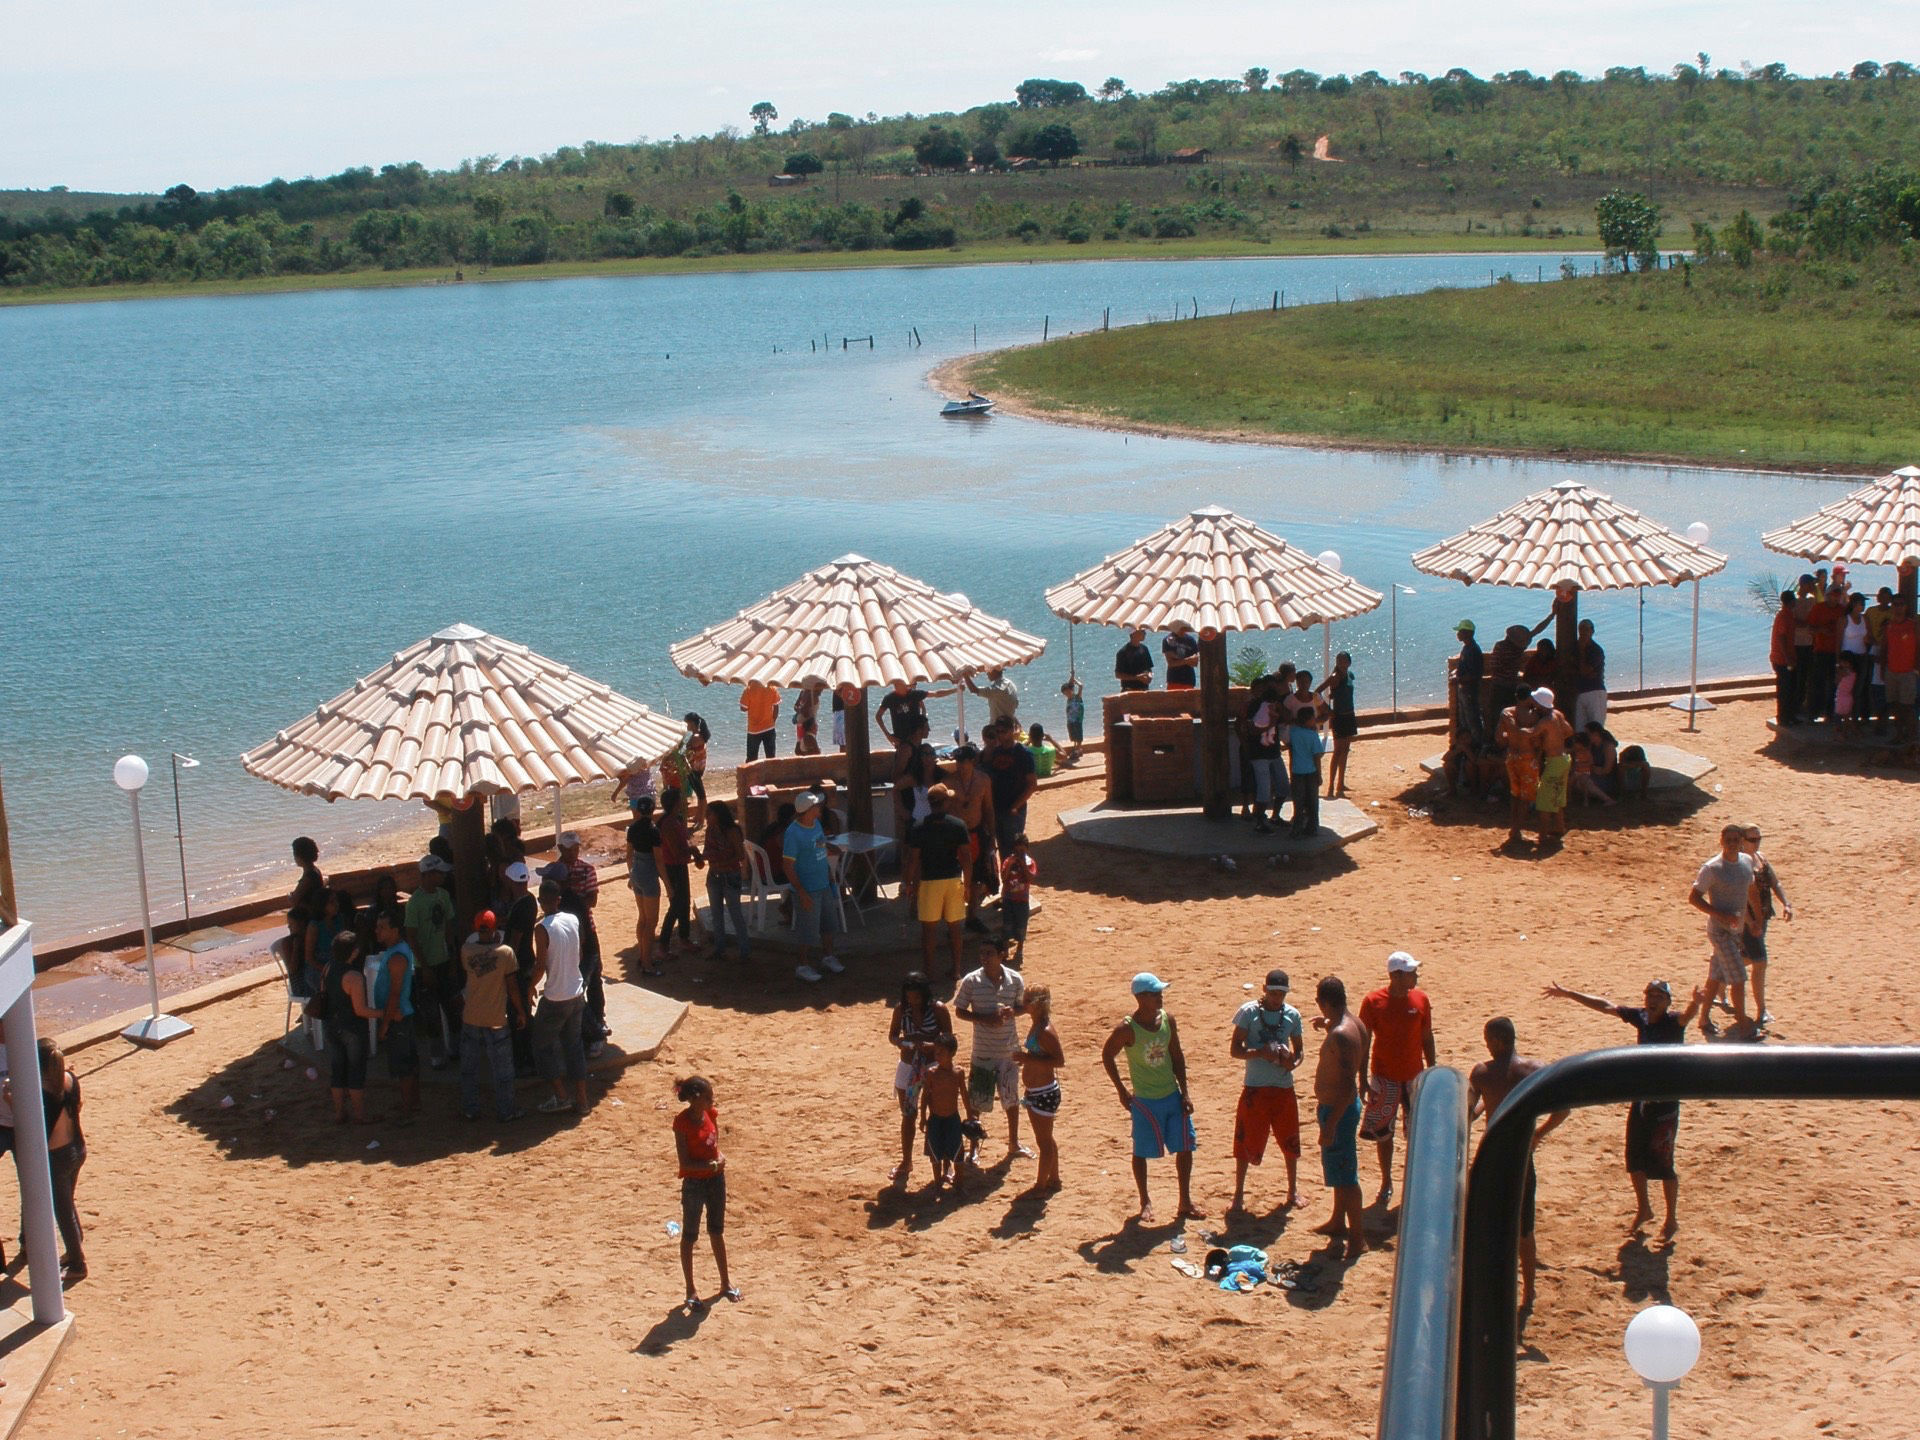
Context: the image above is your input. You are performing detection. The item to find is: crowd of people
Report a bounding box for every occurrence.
[1441,613,1651,847]
[1767,567,1919,741]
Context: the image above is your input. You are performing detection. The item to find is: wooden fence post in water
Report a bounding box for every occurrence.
[1042,316,1049,341]
[1272,290,1278,311]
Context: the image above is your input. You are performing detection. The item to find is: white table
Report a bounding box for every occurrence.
[833,831,899,919]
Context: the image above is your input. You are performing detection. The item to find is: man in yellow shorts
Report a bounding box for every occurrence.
[903,783,974,980]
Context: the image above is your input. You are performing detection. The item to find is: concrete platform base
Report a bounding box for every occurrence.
[1419,742,1716,792]
[277,979,688,1081]
[1765,718,1910,755]
[1057,799,1376,858]
[0,1298,74,1440]
[695,897,1038,959]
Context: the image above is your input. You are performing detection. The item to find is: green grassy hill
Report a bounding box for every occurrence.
[5,61,1918,297]
[964,251,1920,471]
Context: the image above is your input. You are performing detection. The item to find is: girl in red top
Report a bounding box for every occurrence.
[672,1076,738,1309]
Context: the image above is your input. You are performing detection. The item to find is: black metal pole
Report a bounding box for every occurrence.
[1459,1045,1920,1440]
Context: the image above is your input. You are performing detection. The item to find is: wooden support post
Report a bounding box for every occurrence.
[1553,592,1580,720]
[0,762,18,926]
[1199,631,1231,821]
[448,801,488,933]
[846,690,874,834]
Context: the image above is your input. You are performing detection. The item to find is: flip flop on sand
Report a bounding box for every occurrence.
[1170,1258,1205,1279]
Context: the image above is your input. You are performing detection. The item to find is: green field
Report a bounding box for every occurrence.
[965,254,1920,471]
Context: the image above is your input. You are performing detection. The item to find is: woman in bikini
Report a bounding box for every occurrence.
[1018,985,1065,1194]
[887,973,952,1187]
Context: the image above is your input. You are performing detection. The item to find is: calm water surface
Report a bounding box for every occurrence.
[0,253,1856,940]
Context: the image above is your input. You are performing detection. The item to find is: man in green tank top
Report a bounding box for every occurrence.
[1102,973,1203,1225]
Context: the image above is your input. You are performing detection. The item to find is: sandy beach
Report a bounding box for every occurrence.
[25,697,1920,1439]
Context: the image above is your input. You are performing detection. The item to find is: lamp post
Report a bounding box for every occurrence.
[1668,521,1715,731]
[114,755,193,1048]
[1624,1304,1700,1440]
[1316,550,1342,677]
[170,752,198,928]
[1390,584,1417,716]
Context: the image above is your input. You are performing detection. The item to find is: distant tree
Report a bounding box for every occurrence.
[1399,71,1429,86]
[1603,65,1651,85]
[157,184,198,219]
[749,101,778,136]
[1099,76,1130,100]
[1430,84,1466,114]
[1885,61,1916,85]
[826,112,854,130]
[1723,208,1762,266]
[1319,74,1353,95]
[603,190,635,218]
[1552,69,1583,100]
[1757,62,1790,83]
[971,135,1001,168]
[1672,63,1701,92]
[912,127,968,170]
[1596,189,1662,270]
[783,151,823,177]
[472,191,506,223]
[1016,78,1089,109]
[1851,60,1883,81]
[974,103,1012,141]
[1354,70,1390,89]
[1459,76,1493,109]
[1011,122,1081,166]
[1243,66,1269,92]
[1280,134,1305,169]
[1278,68,1321,96]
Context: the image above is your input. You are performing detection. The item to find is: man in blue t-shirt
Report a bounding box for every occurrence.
[982,718,1038,854]
[1163,622,1200,689]
[1229,969,1304,1212]
[781,792,842,984]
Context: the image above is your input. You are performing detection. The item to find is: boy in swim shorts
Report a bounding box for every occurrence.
[920,1035,966,1190]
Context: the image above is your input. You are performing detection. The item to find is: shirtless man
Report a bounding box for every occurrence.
[946,745,996,933]
[1467,1018,1567,1311]
[1529,687,1576,844]
[1495,691,1544,848]
[1310,975,1368,1261]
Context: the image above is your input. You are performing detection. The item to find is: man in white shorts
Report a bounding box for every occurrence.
[1689,823,1756,1041]
[953,937,1028,1165]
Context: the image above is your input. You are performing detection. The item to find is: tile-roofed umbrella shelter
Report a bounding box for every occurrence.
[1762,465,1920,609]
[1046,505,1382,820]
[669,555,1047,831]
[1410,479,1727,714]
[242,622,685,921]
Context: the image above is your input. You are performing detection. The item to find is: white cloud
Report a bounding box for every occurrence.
[1041,48,1100,63]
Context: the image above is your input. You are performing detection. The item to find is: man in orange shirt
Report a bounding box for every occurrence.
[1885,595,1918,744]
[740,680,781,762]
[1357,951,1436,1205]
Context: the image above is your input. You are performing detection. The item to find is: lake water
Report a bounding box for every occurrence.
[0,253,1856,943]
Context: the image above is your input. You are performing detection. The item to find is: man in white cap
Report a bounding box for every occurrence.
[543,832,608,1057]
[1529,686,1575,845]
[1357,951,1435,1205]
[1101,972,1202,1224]
[500,860,540,1074]
[781,792,842,983]
[404,854,460,1067]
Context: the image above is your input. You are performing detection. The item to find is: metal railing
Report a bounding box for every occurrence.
[1456,1044,1920,1440]
[1377,1067,1470,1440]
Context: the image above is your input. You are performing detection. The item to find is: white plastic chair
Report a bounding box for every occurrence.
[828,850,862,930]
[744,841,793,934]
[273,937,325,1052]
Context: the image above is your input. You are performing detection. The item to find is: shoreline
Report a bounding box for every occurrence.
[927,353,1882,481]
[0,235,1593,310]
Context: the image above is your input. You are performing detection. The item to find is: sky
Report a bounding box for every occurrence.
[4,0,1913,194]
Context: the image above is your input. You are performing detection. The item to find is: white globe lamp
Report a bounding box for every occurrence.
[1624,1304,1699,1439]
[112,754,192,1047]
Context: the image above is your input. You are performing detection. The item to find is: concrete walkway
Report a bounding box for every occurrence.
[1418,741,1716,792]
[1057,798,1377,858]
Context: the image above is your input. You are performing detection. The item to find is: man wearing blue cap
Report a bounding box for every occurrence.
[1102,973,1203,1224]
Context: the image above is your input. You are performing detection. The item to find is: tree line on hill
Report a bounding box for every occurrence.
[4,59,1918,291]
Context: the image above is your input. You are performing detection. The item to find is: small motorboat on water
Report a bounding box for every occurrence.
[941,391,994,417]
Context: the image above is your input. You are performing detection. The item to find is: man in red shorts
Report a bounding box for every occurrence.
[1228,969,1304,1214]
[1358,950,1435,1205]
